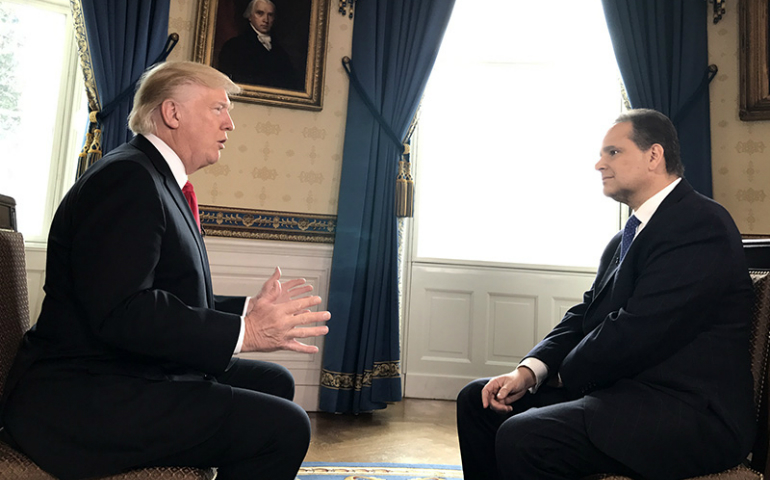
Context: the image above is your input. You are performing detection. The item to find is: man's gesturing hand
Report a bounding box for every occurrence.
[243,267,330,354]
[255,267,314,304]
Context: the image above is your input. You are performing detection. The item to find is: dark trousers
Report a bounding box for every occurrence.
[456,379,639,480]
[142,358,310,480]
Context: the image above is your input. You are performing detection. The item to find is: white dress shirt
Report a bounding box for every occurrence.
[251,24,272,51]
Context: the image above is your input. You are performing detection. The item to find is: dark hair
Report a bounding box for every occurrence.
[614,108,684,177]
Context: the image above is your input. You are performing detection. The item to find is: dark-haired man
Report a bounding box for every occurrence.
[457,109,755,480]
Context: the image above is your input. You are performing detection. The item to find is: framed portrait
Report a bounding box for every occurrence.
[739,0,770,121]
[194,0,330,110]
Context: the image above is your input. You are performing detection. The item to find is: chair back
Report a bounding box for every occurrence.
[0,228,30,400]
[0,198,216,480]
[744,239,770,477]
[0,195,16,231]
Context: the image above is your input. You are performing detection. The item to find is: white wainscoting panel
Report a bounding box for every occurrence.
[24,238,333,412]
[24,244,46,324]
[488,293,537,364]
[424,289,472,363]
[404,263,594,400]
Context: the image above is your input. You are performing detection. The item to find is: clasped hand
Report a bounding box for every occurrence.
[242,267,330,354]
[481,366,536,413]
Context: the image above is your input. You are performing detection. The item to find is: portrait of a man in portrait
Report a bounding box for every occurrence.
[195,0,329,110]
[216,0,306,91]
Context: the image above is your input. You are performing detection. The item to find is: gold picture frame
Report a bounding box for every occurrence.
[739,0,770,120]
[194,0,330,110]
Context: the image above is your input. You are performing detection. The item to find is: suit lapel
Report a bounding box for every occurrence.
[130,136,215,307]
[594,247,621,298]
[584,179,694,325]
[584,236,622,325]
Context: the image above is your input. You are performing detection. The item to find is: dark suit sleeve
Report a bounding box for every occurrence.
[558,206,743,395]
[524,234,621,377]
[69,160,240,375]
[214,295,247,315]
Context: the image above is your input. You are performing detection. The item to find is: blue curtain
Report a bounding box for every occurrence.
[602,0,713,197]
[320,0,455,414]
[72,0,171,170]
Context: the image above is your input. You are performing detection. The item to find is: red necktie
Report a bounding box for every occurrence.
[182,181,201,231]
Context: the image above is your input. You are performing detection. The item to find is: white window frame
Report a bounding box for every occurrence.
[3,0,85,246]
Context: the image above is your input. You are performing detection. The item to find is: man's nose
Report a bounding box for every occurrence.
[223,112,235,131]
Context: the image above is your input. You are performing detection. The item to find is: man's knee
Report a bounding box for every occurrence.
[272,399,311,454]
[230,392,311,461]
[223,359,296,400]
[495,413,545,474]
[267,363,295,400]
[496,413,532,452]
[457,379,486,410]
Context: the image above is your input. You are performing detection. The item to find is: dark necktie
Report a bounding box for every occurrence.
[182,181,201,231]
[619,215,641,262]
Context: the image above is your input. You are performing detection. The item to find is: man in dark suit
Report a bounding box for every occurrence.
[456,109,756,480]
[0,61,329,480]
[218,0,303,90]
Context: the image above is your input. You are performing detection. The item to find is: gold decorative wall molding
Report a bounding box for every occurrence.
[200,205,336,243]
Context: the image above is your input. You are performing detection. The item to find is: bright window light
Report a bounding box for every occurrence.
[414,0,625,269]
[0,0,86,240]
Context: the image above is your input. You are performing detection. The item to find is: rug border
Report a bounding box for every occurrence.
[300,462,462,470]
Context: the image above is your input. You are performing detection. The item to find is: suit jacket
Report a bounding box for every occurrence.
[1,136,244,479]
[526,179,756,479]
[218,29,303,90]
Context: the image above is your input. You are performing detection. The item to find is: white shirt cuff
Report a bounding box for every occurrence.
[519,357,549,393]
[233,297,250,354]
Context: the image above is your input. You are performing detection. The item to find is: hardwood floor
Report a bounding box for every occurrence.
[305,398,461,465]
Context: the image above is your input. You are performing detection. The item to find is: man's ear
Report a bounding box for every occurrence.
[648,143,666,172]
[158,99,181,129]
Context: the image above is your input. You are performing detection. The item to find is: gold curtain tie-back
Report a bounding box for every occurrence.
[85,127,102,168]
[396,144,414,218]
[76,131,95,178]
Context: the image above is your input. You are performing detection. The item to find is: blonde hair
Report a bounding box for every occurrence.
[128,61,240,135]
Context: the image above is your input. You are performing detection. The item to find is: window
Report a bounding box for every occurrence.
[0,0,86,242]
[413,1,625,269]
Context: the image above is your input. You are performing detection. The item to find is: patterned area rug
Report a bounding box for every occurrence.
[297,462,464,480]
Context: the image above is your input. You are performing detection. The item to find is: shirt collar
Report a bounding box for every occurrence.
[632,177,682,227]
[144,133,188,190]
[250,24,272,44]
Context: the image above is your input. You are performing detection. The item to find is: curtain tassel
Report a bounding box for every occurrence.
[76,131,94,179]
[85,110,102,169]
[396,144,414,218]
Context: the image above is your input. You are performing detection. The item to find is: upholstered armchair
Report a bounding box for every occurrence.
[0,195,216,479]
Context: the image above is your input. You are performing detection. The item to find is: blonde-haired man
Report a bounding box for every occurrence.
[0,61,328,480]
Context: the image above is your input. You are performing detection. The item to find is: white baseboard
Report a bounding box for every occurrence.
[403,373,477,401]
